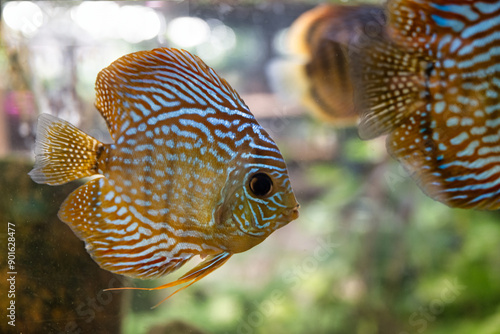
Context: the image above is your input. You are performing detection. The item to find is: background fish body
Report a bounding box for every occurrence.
[351,0,500,209]
[29,48,299,285]
[287,4,386,126]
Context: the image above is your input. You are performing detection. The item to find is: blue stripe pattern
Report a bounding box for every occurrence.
[388,0,500,209]
[357,0,500,209]
[55,47,299,286]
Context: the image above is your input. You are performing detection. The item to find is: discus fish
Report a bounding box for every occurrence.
[287,4,386,126]
[353,0,500,209]
[29,48,299,302]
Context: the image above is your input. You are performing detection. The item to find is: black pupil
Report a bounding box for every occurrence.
[249,173,273,197]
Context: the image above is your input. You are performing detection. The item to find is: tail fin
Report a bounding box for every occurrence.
[29,113,104,185]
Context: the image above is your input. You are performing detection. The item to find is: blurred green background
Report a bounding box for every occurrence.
[1,1,499,334]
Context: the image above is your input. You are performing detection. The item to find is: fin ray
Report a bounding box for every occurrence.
[352,36,427,139]
[29,114,103,185]
[105,252,232,308]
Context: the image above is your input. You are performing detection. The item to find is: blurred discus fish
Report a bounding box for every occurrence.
[287,4,386,126]
[29,48,299,302]
[353,0,500,209]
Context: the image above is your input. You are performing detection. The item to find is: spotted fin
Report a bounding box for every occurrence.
[106,252,232,308]
[352,35,428,140]
[29,114,103,185]
[95,47,251,140]
[58,177,193,279]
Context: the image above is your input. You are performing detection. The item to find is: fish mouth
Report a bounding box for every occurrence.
[286,203,300,221]
[237,203,300,238]
[272,203,300,230]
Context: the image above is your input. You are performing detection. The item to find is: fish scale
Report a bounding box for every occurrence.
[29,48,299,301]
[352,0,500,209]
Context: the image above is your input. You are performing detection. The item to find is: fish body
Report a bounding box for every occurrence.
[354,0,500,209]
[294,1,500,209]
[287,4,386,126]
[29,48,299,296]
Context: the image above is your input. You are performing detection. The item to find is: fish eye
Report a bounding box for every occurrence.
[249,173,273,198]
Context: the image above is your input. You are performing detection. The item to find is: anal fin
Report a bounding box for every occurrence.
[106,252,232,308]
[58,177,192,279]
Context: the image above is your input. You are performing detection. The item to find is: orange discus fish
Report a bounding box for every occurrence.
[287,4,386,126]
[29,48,299,302]
[352,0,500,209]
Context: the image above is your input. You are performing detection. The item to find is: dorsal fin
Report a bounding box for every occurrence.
[95,48,250,140]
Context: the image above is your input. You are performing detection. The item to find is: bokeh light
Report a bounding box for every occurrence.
[3,1,44,37]
[167,17,210,47]
[71,2,120,39]
[117,6,161,43]
[71,2,161,43]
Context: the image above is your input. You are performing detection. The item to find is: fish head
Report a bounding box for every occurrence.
[215,145,299,253]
